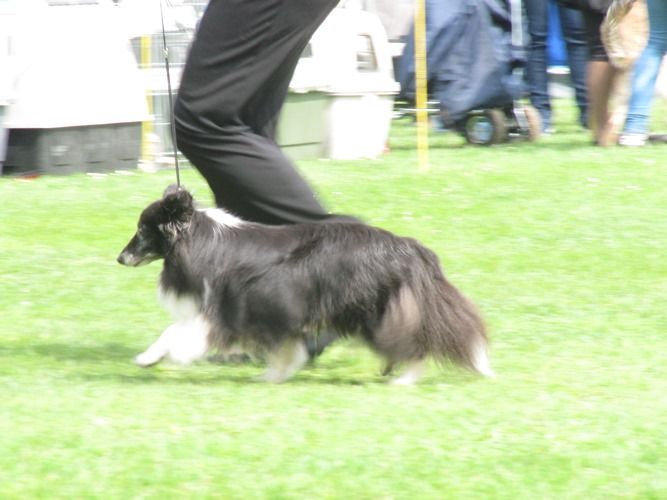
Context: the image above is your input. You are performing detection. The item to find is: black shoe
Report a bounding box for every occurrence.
[648,133,667,143]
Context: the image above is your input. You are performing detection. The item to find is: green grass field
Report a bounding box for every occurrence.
[1,102,666,499]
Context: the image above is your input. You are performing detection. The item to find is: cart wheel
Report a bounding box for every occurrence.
[464,109,508,145]
[522,105,542,142]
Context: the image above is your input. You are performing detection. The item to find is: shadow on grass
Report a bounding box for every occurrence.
[6,341,482,387]
[0,341,138,363]
[77,366,383,387]
[77,362,482,388]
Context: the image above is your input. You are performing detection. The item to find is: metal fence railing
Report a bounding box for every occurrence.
[129,1,208,164]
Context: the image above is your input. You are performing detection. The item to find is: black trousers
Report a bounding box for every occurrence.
[174,0,340,225]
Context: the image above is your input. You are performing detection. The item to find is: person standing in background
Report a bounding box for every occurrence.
[557,0,620,145]
[525,0,589,133]
[580,0,619,145]
[618,0,667,146]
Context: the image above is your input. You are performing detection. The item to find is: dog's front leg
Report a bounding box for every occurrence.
[134,323,180,367]
[165,316,210,365]
[258,339,309,383]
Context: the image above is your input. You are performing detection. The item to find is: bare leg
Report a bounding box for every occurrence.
[587,61,625,146]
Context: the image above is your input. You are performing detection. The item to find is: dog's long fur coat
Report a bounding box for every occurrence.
[117,188,492,384]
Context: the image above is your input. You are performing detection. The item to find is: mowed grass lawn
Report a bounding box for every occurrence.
[1,101,666,499]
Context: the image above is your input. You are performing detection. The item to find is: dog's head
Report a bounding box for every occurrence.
[117,186,195,267]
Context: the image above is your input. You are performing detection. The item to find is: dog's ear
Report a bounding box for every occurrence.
[160,187,194,236]
[163,184,181,198]
[162,187,193,214]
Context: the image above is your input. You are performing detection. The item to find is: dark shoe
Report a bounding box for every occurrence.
[648,133,667,143]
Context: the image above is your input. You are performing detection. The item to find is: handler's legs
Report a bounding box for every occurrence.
[174,0,339,225]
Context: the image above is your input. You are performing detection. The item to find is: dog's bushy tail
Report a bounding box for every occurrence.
[412,246,494,377]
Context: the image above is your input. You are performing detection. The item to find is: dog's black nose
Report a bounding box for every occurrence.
[117,254,125,265]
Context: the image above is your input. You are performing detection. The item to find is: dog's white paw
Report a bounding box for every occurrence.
[134,351,163,367]
[256,370,289,384]
[389,359,425,386]
[390,374,419,386]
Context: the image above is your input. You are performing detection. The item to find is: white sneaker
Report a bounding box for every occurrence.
[618,133,648,147]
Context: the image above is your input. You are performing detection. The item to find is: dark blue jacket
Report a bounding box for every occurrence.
[397,0,525,124]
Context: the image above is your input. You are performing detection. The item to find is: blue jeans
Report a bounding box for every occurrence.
[623,0,667,135]
[525,0,588,129]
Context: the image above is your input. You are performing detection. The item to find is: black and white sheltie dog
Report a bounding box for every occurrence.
[117,187,493,384]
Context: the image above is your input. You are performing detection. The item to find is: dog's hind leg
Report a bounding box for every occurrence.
[258,339,309,383]
[135,323,180,367]
[381,361,395,376]
[390,358,426,386]
[470,337,495,378]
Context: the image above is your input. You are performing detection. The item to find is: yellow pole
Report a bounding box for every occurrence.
[414,0,429,172]
[140,35,154,163]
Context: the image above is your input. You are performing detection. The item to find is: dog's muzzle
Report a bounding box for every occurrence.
[117,251,142,266]
[117,250,158,267]
[117,251,133,266]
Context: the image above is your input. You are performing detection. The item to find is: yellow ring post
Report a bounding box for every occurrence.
[414,0,429,172]
[140,35,154,164]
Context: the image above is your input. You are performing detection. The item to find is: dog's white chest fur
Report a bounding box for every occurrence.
[158,287,201,320]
